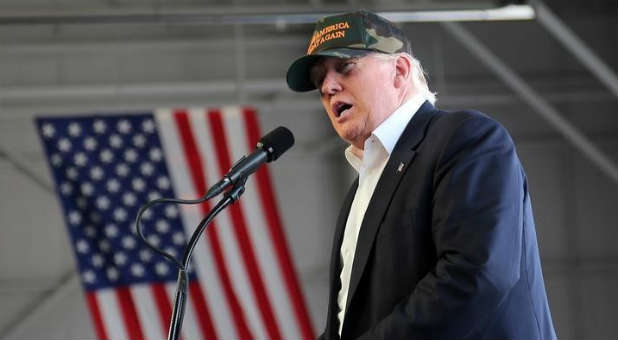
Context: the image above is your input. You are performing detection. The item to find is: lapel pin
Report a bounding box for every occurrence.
[397,162,405,173]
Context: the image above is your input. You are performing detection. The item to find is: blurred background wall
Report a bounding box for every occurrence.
[0,0,616,338]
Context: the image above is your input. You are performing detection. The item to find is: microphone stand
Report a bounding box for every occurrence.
[167,177,247,340]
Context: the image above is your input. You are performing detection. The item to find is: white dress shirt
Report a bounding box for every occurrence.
[336,94,426,336]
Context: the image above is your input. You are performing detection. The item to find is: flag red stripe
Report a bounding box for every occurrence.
[115,286,145,340]
[189,280,218,339]
[85,292,109,340]
[173,110,253,340]
[208,109,282,340]
[242,108,316,339]
[151,283,174,338]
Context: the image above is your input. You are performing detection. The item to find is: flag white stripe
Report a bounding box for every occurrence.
[154,109,195,199]
[221,106,300,339]
[189,108,267,340]
[97,289,128,340]
[132,284,166,340]
[185,206,237,340]
[155,108,235,339]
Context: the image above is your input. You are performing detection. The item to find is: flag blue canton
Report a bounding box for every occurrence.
[36,114,195,291]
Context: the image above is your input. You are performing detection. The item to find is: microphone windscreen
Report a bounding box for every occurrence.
[258,126,295,162]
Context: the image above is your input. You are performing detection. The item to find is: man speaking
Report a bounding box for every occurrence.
[286,10,557,339]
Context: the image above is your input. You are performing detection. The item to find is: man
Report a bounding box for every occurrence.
[286,10,557,339]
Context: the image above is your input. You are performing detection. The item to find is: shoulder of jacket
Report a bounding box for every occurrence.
[432,108,495,126]
[425,108,510,146]
[430,108,508,135]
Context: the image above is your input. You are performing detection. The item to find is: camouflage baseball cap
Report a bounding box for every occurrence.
[286,10,412,92]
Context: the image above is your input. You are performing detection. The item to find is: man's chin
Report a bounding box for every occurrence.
[336,129,355,144]
[338,131,365,150]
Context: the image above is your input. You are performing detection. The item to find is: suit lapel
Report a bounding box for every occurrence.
[344,101,437,317]
[326,178,358,338]
[331,179,359,280]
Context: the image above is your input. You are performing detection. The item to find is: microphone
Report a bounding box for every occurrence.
[207,126,294,198]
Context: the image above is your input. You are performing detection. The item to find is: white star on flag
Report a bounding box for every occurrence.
[93,120,107,134]
[58,138,72,152]
[42,124,55,138]
[68,122,82,137]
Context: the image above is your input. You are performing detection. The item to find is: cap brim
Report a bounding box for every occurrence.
[286,48,373,92]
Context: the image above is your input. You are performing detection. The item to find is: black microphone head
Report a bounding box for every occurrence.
[257,126,295,162]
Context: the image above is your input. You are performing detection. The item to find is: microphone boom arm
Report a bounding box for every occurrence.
[167,177,247,340]
[134,126,294,340]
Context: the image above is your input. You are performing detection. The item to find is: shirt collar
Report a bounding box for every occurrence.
[345,94,426,172]
[372,94,426,155]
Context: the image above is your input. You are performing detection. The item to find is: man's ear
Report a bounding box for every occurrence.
[394,54,412,89]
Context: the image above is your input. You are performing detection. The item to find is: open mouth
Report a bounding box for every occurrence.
[333,102,353,118]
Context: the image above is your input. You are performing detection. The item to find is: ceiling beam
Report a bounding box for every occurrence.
[533,0,618,98]
[442,21,617,182]
[0,82,612,119]
[0,4,534,26]
[0,36,306,54]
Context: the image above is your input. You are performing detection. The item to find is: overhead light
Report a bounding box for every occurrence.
[381,5,535,23]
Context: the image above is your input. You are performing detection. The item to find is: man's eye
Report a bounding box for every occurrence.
[337,60,356,73]
[310,69,325,89]
[313,77,325,93]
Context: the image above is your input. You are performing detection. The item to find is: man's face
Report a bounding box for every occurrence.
[310,54,399,149]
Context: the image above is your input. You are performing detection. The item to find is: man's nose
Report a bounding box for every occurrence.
[321,70,342,95]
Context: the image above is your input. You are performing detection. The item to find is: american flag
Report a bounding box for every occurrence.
[36,107,314,340]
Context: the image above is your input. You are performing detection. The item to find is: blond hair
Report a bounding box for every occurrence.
[371,52,437,105]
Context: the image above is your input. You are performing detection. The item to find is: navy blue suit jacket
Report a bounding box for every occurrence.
[321,102,556,339]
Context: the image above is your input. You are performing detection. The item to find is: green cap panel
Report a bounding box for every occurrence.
[287,10,412,92]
